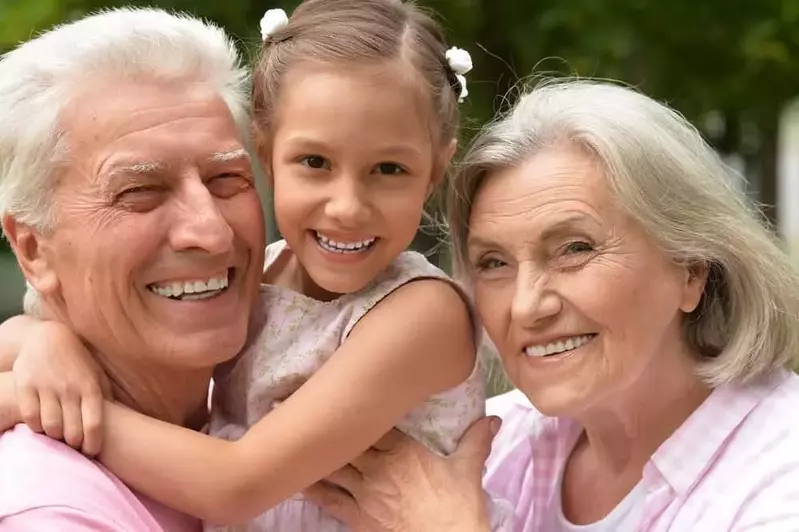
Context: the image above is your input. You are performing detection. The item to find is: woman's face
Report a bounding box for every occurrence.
[466,146,706,417]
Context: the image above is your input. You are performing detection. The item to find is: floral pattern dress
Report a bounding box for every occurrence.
[206,240,512,531]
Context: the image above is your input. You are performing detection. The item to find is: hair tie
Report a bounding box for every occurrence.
[260,8,289,42]
[445,47,473,103]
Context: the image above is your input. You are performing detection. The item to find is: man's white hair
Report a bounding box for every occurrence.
[0,7,250,232]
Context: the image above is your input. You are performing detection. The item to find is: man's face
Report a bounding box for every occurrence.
[32,79,265,370]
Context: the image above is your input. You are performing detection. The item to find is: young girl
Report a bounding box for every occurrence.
[0,1,512,530]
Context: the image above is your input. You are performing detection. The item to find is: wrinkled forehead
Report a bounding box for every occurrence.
[56,78,248,185]
[471,149,610,219]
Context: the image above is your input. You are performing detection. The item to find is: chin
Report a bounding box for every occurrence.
[516,380,591,418]
[158,327,248,369]
[307,269,373,298]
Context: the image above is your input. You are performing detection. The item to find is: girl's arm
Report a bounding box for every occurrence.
[0,315,109,453]
[99,279,476,525]
[0,315,42,370]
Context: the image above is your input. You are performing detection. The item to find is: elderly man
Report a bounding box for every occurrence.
[0,8,264,530]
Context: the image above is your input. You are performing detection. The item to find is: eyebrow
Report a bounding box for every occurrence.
[538,214,596,242]
[209,148,250,164]
[284,136,423,159]
[105,161,167,179]
[467,214,597,251]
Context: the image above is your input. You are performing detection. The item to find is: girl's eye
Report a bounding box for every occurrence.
[300,155,330,170]
[375,163,404,175]
[564,241,594,254]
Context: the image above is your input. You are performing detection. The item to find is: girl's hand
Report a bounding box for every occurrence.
[304,417,501,532]
[12,320,111,455]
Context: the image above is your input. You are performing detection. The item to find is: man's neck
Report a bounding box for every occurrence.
[97,355,212,429]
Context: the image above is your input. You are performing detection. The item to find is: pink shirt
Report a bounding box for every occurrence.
[485,370,799,531]
[0,425,199,531]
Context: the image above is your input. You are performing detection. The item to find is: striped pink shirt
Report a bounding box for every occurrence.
[485,369,799,531]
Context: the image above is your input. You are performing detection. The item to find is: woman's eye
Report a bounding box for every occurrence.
[300,155,329,170]
[564,241,594,254]
[375,162,404,175]
[477,257,507,270]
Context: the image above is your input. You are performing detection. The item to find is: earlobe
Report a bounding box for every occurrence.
[2,215,60,296]
[428,138,459,196]
[251,123,274,186]
[680,262,709,313]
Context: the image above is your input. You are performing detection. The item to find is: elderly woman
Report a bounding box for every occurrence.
[306,80,799,531]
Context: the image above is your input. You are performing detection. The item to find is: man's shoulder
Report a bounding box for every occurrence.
[0,425,162,529]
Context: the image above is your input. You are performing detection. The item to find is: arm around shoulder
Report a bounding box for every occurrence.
[96,279,477,524]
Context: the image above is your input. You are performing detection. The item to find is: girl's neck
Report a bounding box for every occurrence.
[263,244,341,302]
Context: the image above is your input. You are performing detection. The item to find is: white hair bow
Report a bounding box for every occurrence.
[260,8,289,41]
[445,46,473,103]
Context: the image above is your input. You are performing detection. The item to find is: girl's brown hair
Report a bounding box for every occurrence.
[252,0,461,146]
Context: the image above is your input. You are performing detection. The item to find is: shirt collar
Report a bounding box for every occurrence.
[648,369,791,495]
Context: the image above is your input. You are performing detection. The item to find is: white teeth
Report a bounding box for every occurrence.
[148,273,230,301]
[524,335,594,358]
[315,232,376,254]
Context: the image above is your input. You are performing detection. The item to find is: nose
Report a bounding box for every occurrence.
[510,265,561,326]
[168,180,234,255]
[324,177,371,228]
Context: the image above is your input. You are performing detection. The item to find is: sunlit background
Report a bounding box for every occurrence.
[3,0,799,322]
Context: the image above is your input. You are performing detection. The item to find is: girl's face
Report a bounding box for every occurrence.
[267,61,454,298]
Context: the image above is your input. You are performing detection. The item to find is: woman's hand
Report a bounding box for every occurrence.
[0,373,21,432]
[12,320,111,455]
[304,416,501,532]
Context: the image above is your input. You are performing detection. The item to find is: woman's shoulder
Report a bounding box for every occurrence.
[0,425,168,529]
[694,372,799,527]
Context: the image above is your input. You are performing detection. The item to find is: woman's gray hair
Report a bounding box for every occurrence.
[449,79,799,385]
[0,7,250,233]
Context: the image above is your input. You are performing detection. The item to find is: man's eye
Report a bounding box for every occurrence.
[114,186,163,212]
[208,174,253,198]
[299,155,330,170]
[118,185,155,197]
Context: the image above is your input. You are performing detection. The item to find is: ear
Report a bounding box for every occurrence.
[429,138,458,195]
[680,261,708,313]
[2,215,61,297]
[251,122,274,186]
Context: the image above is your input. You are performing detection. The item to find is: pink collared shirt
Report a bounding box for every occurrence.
[485,370,799,531]
[0,425,199,531]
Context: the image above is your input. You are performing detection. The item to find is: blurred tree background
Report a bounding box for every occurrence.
[3,0,799,322]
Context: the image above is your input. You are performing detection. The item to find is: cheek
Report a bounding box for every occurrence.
[221,192,265,244]
[271,173,314,224]
[565,264,639,328]
[474,282,512,345]
[379,187,428,230]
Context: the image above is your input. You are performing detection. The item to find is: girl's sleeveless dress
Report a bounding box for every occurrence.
[207,240,513,531]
